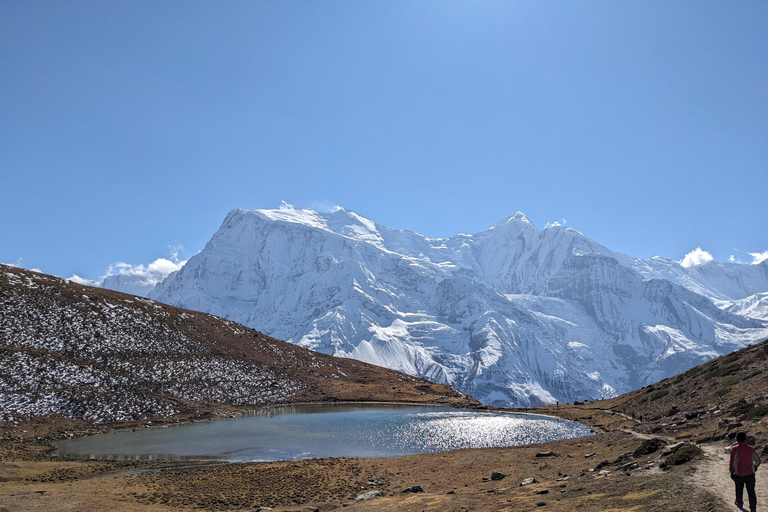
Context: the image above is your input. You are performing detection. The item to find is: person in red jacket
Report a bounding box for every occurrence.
[730,431,761,512]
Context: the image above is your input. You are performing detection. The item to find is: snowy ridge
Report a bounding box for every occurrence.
[150,208,768,407]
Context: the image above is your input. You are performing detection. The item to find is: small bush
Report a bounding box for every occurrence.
[730,401,752,416]
[749,404,768,420]
[633,438,666,457]
[713,388,730,399]
[661,444,702,468]
[710,363,741,378]
[650,390,669,401]
[730,402,768,421]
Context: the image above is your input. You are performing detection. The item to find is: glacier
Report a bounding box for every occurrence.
[149,207,768,407]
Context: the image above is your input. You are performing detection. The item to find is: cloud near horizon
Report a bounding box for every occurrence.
[680,247,714,267]
[750,250,768,265]
[104,257,186,285]
[67,251,187,292]
[544,218,567,229]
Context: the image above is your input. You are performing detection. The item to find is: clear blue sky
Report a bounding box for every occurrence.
[2,1,766,281]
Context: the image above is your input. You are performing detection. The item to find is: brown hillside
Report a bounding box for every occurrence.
[537,338,768,450]
[0,264,476,439]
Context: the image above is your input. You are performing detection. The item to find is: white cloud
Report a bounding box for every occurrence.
[104,258,186,285]
[65,246,187,296]
[279,200,294,210]
[67,274,101,287]
[680,248,714,267]
[749,250,768,265]
[544,218,567,229]
[310,201,343,213]
[102,256,186,288]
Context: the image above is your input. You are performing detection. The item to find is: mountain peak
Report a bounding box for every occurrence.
[488,211,537,232]
[222,206,386,247]
[499,211,534,225]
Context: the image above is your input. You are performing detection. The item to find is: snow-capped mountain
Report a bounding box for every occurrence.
[149,207,768,407]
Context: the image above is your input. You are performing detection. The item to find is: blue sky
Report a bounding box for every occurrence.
[2,1,767,282]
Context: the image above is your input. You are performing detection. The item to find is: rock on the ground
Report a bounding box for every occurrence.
[353,490,383,502]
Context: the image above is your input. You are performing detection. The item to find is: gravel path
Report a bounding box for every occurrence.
[695,442,768,512]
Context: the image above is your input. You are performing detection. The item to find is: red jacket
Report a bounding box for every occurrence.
[730,442,761,476]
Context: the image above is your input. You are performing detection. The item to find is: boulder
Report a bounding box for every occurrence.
[353,490,383,502]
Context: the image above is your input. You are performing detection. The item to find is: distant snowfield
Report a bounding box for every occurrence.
[137,207,768,407]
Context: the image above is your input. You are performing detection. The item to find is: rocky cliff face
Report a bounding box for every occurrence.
[150,207,768,407]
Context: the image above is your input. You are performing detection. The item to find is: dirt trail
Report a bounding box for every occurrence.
[695,442,768,512]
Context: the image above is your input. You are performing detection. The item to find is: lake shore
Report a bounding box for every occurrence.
[0,401,727,511]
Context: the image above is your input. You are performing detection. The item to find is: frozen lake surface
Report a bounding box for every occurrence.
[55,404,592,462]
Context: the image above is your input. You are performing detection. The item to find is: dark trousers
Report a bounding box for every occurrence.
[734,473,756,512]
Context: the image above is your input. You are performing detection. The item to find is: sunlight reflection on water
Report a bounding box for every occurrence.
[378,410,590,452]
[55,405,592,462]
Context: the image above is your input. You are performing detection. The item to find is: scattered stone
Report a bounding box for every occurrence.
[353,490,383,502]
[521,477,538,486]
[584,453,595,458]
[534,489,549,495]
[537,502,547,506]
[401,486,424,493]
[536,451,558,457]
[662,442,685,456]
[621,462,639,471]
[491,472,506,481]
[366,476,384,486]
[598,470,610,476]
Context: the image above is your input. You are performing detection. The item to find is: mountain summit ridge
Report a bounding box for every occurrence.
[148,207,768,407]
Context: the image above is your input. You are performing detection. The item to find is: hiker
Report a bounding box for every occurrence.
[730,431,761,512]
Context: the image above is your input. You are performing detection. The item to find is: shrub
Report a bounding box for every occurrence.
[710,363,741,378]
[633,438,666,457]
[650,390,669,401]
[730,401,768,421]
[661,444,702,468]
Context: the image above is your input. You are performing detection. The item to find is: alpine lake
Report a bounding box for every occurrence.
[55,404,593,462]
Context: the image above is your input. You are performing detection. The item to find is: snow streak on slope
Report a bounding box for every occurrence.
[151,208,768,407]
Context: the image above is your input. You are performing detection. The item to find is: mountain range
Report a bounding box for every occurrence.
[112,207,767,407]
